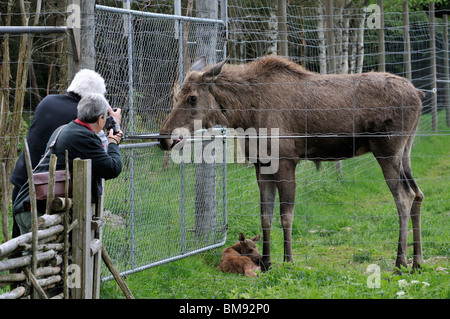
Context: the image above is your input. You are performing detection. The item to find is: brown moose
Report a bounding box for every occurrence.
[217,233,262,277]
[160,55,425,272]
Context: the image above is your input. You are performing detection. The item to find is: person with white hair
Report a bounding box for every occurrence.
[13,93,123,235]
[9,69,120,237]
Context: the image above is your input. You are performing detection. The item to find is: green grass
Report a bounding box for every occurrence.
[100,112,449,299]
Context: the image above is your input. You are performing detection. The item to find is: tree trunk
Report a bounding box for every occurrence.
[317,1,327,74]
[267,0,278,56]
[0,0,13,163]
[356,4,366,74]
[5,0,42,181]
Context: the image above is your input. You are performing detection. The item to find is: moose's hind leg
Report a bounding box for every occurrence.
[402,139,424,269]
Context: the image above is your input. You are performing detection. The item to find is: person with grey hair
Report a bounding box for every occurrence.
[9,69,119,238]
[13,93,123,235]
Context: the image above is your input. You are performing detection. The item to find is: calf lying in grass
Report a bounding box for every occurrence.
[217,233,262,277]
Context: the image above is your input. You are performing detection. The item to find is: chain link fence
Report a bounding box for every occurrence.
[95,4,228,280]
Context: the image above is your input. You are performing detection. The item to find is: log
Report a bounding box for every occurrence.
[0,225,64,258]
[0,286,26,299]
[37,266,61,277]
[23,267,48,299]
[68,219,78,232]
[0,249,57,272]
[0,273,26,283]
[20,243,65,252]
[91,218,105,230]
[51,197,72,212]
[90,239,102,256]
[38,235,58,245]
[38,213,64,229]
[50,292,64,299]
[37,274,62,288]
[0,266,61,284]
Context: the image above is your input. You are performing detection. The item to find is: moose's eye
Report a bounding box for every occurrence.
[188,95,197,105]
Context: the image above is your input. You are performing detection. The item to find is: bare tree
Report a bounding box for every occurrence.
[0,0,42,201]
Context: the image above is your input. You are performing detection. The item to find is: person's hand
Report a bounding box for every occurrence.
[107,129,123,145]
[109,107,122,125]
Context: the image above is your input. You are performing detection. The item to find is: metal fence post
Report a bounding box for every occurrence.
[124,0,136,270]
[443,14,450,127]
[180,147,185,255]
[175,0,184,84]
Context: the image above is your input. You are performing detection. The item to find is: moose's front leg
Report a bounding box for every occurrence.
[276,160,296,263]
[256,166,277,271]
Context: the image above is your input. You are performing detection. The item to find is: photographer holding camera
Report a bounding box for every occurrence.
[13,93,124,235]
[10,69,113,238]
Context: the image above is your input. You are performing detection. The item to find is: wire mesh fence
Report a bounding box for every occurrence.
[93,1,449,299]
[95,4,228,280]
[1,0,449,299]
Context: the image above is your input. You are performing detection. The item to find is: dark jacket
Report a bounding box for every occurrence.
[10,92,80,188]
[13,120,122,214]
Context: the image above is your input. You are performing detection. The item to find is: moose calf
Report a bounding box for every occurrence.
[217,233,262,277]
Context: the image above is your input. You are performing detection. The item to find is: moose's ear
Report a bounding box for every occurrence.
[189,56,207,72]
[239,233,245,242]
[251,234,261,243]
[202,57,228,80]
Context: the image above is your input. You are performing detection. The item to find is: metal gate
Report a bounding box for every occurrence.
[94,4,228,280]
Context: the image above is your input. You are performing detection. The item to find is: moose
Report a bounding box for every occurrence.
[217,233,262,277]
[160,55,425,272]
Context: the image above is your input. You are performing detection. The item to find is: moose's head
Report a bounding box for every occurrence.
[238,233,262,265]
[159,56,229,150]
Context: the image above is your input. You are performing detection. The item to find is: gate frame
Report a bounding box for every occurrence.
[95,2,229,282]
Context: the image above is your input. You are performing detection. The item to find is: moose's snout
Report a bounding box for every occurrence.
[159,137,173,151]
[159,127,190,151]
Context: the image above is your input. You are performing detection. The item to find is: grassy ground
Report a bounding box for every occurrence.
[1,114,447,299]
[100,113,449,299]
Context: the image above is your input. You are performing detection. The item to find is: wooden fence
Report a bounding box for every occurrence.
[0,142,133,299]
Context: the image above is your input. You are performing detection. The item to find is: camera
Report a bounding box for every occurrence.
[105,109,120,135]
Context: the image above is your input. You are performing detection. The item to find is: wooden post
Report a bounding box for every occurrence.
[101,246,135,299]
[430,1,438,132]
[402,1,412,81]
[443,14,450,127]
[70,158,103,299]
[1,163,8,243]
[63,150,70,299]
[45,154,57,214]
[377,0,385,72]
[277,0,288,57]
[22,139,38,299]
[71,158,92,299]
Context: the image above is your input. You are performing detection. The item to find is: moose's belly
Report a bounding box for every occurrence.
[296,136,370,161]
